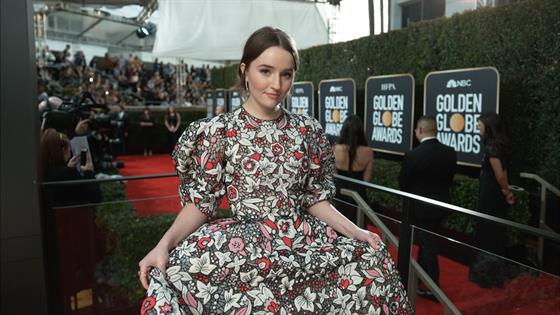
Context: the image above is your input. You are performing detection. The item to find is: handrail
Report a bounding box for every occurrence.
[520,172,560,196]
[340,189,462,314]
[40,172,177,186]
[334,174,560,242]
[520,172,560,263]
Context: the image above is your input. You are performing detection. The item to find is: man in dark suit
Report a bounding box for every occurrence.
[399,115,457,298]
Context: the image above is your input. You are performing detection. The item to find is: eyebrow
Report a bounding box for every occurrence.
[256,64,294,72]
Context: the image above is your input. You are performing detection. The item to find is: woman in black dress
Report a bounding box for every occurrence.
[139,107,154,156]
[164,106,181,152]
[469,112,515,288]
[332,115,374,223]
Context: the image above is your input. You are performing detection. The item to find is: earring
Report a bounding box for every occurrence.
[245,80,249,90]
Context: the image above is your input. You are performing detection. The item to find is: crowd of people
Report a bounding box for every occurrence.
[36,44,214,107]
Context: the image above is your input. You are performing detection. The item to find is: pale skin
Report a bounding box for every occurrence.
[333,145,374,181]
[138,45,381,289]
[478,121,515,205]
[164,108,181,133]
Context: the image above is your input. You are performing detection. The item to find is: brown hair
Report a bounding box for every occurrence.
[39,128,69,180]
[236,26,299,90]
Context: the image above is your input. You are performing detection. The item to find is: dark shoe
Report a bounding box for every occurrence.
[417,288,438,302]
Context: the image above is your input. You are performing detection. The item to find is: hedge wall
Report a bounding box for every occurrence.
[211,0,560,188]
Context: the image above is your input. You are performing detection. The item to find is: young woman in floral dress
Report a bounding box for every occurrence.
[138,26,412,315]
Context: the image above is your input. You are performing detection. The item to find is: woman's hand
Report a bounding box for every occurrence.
[353,228,382,250]
[505,191,515,205]
[79,151,94,173]
[138,245,169,290]
[67,155,80,168]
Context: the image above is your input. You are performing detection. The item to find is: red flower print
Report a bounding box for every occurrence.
[299,127,307,134]
[257,257,270,270]
[249,152,261,161]
[197,236,211,249]
[267,300,281,313]
[227,186,238,201]
[226,129,237,137]
[140,296,156,315]
[271,143,284,156]
[158,302,173,315]
[339,278,350,289]
[242,159,256,172]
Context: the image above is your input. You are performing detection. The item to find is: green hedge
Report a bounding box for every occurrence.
[211,0,560,188]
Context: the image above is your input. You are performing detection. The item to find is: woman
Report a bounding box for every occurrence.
[333,115,374,223]
[139,107,154,156]
[40,128,100,207]
[164,106,181,152]
[139,27,411,314]
[469,112,515,288]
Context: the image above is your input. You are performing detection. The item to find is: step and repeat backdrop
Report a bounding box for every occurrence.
[205,67,499,166]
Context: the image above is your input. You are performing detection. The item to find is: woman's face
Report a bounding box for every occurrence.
[243,46,295,112]
[477,120,486,137]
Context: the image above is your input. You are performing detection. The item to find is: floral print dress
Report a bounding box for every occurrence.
[142,107,412,315]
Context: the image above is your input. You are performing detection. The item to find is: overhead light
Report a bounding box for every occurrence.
[136,23,155,39]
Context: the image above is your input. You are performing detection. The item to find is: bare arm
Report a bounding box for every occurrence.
[138,203,207,288]
[164,116,172,130]
[489,157,514,204]
[363,149,374,182]
[307,200,381,248]
[175,113,182,130]
[157,203,207,250]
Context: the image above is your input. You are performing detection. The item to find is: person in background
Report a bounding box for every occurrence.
[113,104,129,156]
[399,115,457,300]
[139,107,154,156]
[332,114,374,223]
[40,128,97,206]
[469,112,515,288]
[164,105,181,152]
[138,26,411,315]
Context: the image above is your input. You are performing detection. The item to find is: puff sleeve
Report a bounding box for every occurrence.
[172,117,226,219]
[301,117,336,209]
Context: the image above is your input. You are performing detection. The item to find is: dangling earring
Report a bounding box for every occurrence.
[245,80,249,91]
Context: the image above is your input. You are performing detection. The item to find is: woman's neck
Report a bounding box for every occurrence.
[244,98,281,120]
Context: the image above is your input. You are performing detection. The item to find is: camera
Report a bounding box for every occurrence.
[41,91,126,171]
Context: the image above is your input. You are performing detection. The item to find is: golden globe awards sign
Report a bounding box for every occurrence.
[228,89,243,112]
[288,81,314,117]
[215,89,226,112]
[318,79,356,142]
[424,67,499,166]
[206,90,214,118]
[365,74,414,154]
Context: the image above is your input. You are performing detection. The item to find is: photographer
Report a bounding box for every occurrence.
[40,128,99,206]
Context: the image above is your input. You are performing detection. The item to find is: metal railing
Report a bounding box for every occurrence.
[334,173,560,314]
[520,172,560,263]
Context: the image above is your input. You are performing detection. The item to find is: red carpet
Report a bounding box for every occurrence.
[118,154,560,314]
[118,154,182,216]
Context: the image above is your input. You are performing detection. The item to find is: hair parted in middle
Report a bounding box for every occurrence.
[236,26,299,91]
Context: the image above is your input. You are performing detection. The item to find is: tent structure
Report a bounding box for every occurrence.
[152,0,329,62]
